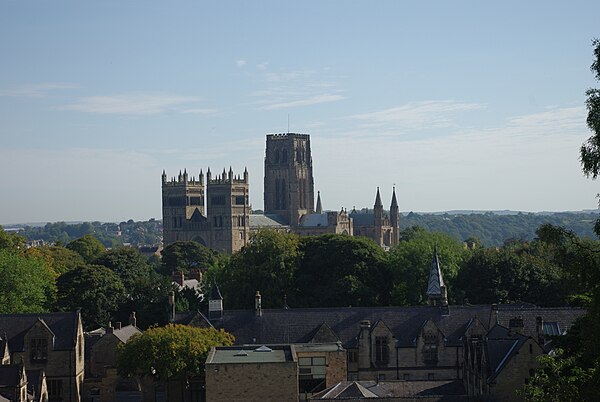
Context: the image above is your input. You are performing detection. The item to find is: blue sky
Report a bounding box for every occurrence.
[1,1,599,224]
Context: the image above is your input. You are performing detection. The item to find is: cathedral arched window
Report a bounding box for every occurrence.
[282,149,288,163]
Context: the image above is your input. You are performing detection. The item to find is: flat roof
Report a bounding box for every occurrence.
[207,345,295,364]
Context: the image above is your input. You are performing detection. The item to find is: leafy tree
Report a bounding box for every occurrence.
[117,324,234,381]
[388,226,467,305]
[56,264,126,329]
[0,248,56,313]
[94,247,153,289]
[26,245,84,277]
[292,234,390,307]
[0,226,26,251]
[580,38,600,181]
[66,234,106,263]
[161,241,225,276]
[215,230,299,309]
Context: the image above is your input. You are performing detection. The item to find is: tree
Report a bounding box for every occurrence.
[0,248,55,313]
[388,226,467,305]
[160,241,225,276]
[580,38,600,181]
[94,247,153,289]
[0,226,26,251]
[292,234,390,307]
[66,234,106,263]
[26,245,84,277]
[56,264,126,329]
[215,230,299,309]
[117,324,234,381]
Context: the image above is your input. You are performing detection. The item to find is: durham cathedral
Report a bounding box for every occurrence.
[161,133,399,254]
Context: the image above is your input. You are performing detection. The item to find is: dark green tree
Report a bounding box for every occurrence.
[66,234,106,263]
[0,226,26,251]
[56,264,126,329]
[94,247,153,289]
[580,38,600,182]
[292,234,390,307]
[215,229,299,309]
[160,241,225,276]
[388,226,467,305]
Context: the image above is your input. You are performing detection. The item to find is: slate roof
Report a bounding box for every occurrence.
[212,304,584,351]
[299,213,329,227]
[111,325,141,344]
[493,306,586,339]
[349,212,374,226]
[312,380,466,399]
[214,305,493,348]
[0,366,21,387]
[0,311,79,352]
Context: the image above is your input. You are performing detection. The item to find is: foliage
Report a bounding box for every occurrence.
[0,248,56,313]
[56,264,126,329]
[580,38,600,179]
[94,247,154,289]
[117,324,234,381]
[160,241,225,276]
[66,235,106,263]
[215,229,299,309]
[520,349,598,402]
[388,226,467,305]
[456,241,564,306]
[0,226,26,251]
[25,245,84,277]
[292,234,390,307]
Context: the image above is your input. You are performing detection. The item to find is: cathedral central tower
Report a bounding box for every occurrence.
[264,133,315,225]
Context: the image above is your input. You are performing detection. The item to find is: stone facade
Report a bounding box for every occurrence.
[0,311,84,402]
[162,167,250,254]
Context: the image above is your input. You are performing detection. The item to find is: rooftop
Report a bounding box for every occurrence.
[206,345,295,364]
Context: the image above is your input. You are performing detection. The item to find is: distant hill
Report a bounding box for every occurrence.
[401,210,599,246]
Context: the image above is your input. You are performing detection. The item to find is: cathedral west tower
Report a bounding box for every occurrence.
[264,133,315,225]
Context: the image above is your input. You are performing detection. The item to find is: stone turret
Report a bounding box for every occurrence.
[427,246,449,310]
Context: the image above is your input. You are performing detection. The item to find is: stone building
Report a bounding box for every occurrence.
[200,251,584,400]
[161,133,398,254]
[0,311,84,402]
[161,167,250,254]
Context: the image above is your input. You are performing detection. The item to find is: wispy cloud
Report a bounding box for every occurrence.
[58,93,202,116]
[252,67,344,110]
[506,106,586,135]
[0,82,78,98]
[351,100,483,131]
[261,94,344,110]
[182,108,218,115]
[257,62,269,71]
[236,59,247,67]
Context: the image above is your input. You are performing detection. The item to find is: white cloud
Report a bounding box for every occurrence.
[257,62,269,71]
[58,93,202,115]
[264,70,317,82]
[351,100,484,131]
[260,94,345,110]
[236,59,247,67]
[182,108,218,115]
[0,82,78,98]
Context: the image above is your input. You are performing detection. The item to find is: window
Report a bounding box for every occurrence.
[299,356,327,394]
[30,338,48,362]
[375,336,389,365]
[423,334,438,364]
[348,350,357,363]
[235,195,246,205]
[48,380,63,401]
[543,322,561,336]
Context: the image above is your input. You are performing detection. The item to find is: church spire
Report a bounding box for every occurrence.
[427,245,449,308]
[374,187,382,208]
[316,191,323,214]
[391,186,398,208]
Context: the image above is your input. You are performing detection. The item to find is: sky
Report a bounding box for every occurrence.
[1,1,600,224]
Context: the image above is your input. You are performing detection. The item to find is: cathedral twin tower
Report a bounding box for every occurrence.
[162,133,399,254]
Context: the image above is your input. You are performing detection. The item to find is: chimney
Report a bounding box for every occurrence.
[168,291,176,322]
[508,316,524,336]
[536,316,545,345]
[115,322,122,330]
[106,322,114,334]
[255,291,262,317]
[172,271,185,286]
[358,320,371,371]
[190,269,202,281]
[129,312,137,327]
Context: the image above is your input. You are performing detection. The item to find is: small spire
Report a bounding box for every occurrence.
[210,281,223,300]
[316,191,323,214]
[426,245,448,307]
[391,186,398,208]
[374,187,382,207]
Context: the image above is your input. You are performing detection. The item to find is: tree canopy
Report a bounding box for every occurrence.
[580,38,600,180]
[66,234,106,263]
[117,324,234,381]
[160,241,224,276]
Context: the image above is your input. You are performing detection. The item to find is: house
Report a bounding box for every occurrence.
[0,311,84,402]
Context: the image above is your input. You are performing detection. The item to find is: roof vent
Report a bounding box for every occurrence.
[234,350,248,357]
[254,345,272,352]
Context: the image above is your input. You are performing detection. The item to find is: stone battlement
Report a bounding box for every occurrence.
[266,133,310,140]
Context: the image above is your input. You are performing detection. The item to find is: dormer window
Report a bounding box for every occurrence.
[30,338,48,362]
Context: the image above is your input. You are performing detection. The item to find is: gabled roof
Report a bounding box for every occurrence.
[210,282,223,301]
[312,380,466,399]
[494,306,585,339]
[249,214,287,228]
[484,324,531,382]
[299,213,329,227]
[0,311,80,352]
[214,305,492,348]
[426,247,445,296]
[313,381,379,399]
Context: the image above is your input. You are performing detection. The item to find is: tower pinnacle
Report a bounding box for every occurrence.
[316,191,323,214]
